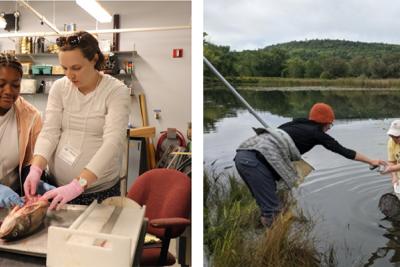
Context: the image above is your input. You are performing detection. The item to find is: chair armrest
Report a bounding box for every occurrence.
[150,217,191,228]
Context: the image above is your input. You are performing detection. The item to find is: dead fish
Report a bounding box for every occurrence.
[0,199,49,241]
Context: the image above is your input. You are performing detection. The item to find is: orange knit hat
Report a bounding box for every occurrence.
[309,103,335,124]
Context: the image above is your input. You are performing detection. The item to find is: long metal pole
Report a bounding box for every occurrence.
[17,0,61,34]
[204,56,315,177]
[0,25,191,38]
[204,56,291,145]
[203,57,270,129]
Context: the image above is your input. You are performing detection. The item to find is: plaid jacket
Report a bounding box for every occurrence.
[238,128,301,189]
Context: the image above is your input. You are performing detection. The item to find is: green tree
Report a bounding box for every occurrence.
[234,50,259,76]
[304,60,323,78]
[348,56,370,77]
[254,49,288,77]
[203,37,400,79]
[369,60,387,78]
[321,57,349,78]
[285,58,305,78]
[320,71,334,79]
[204,40,237,77]
[382,53,400,78]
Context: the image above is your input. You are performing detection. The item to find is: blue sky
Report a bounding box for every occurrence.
[204,0,400,51]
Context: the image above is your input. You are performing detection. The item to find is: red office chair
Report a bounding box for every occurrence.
[127,168,191,266]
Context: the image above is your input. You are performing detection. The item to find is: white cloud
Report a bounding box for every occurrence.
[205,0,400,51]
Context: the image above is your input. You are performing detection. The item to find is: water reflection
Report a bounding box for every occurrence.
[204,88,400,133]
[204,88,400,267]
[364,221,400,266]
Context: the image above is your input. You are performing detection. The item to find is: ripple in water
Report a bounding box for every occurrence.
[296,164,398,267]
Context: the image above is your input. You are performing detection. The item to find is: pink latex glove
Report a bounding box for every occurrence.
[23,165,43,198]
[41,180,83,210]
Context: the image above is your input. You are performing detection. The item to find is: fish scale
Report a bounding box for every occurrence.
[0,200,48,241]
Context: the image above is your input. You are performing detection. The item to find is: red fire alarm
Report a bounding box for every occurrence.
[172,48,183,58]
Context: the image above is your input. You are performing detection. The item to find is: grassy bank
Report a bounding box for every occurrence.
[204,171,336,267]
[204,76,400,89]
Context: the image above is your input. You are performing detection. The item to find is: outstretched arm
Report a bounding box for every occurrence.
[354,152,386,167]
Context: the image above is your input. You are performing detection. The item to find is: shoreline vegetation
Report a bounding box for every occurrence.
[204,171,337,267]
[204,76,400,90]
[204,39,400,82]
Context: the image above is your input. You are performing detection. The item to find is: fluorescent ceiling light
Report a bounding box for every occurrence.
[0,16,6,29]
[76,0,112,23]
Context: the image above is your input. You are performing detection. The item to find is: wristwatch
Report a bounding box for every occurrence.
[78,177,88,190]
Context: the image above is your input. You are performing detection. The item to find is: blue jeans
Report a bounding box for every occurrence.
[234,150,281,217]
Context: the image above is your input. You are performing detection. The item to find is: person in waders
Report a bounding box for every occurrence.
[234,102,385,227]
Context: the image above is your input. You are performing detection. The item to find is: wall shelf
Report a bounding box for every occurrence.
[16,53,58,61]
[15,51,137,95]
[107,51,138,57]
[23,74,64,78]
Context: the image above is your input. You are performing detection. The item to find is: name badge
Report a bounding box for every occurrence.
[58,145,80,166]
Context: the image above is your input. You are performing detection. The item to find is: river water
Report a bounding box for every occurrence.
[204,88,400,267]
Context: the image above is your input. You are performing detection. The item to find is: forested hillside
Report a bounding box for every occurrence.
[204,37,400,79]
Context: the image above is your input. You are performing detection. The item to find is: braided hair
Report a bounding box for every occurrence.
[0,53,23,77]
